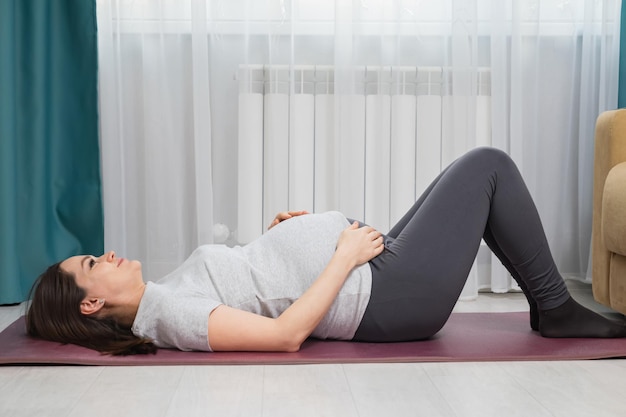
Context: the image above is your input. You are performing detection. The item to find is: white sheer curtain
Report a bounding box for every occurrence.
[97,0,215,280]
[96,0,621,295]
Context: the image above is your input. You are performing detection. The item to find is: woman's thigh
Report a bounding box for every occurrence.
[353,148,505,342]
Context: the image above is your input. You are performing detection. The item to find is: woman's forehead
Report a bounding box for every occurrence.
[60,255,85,273]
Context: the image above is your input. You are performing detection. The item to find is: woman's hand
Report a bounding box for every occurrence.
[267,210,310,230]
[335,221,384,268]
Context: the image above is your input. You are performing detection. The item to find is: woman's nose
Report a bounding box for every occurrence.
[99,251,116,262]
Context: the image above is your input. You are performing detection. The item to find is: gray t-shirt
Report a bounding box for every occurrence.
[131,211,373,351]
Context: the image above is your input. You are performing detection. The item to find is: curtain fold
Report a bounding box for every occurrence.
[0,0,103,304]
[96,0,620,296]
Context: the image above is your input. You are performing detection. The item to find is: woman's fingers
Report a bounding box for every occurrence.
[277,212,291,221]
[268,210,310,230]
[337,223,384,265]
[279,210,309,221]
[365,230,384,256]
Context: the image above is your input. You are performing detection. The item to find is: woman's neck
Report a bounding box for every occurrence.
[109,282,147,328]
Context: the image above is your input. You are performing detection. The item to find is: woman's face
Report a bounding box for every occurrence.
[60,251,144,312]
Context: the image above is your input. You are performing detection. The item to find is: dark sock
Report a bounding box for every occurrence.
[529,301,539,332]
[539,296,626,338]
[512,278,539,331]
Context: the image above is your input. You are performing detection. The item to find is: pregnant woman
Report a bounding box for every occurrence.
[27,147,626,355]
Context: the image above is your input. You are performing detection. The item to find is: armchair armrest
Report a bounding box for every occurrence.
[592,109,626,305]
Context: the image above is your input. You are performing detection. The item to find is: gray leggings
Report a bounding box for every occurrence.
[352,147,570,342]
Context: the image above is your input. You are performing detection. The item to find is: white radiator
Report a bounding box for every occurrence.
[237,65,492,245]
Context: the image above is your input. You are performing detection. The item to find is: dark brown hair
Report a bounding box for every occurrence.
[26,262,157,355]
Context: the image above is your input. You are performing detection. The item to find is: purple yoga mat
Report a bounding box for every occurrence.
[1,312,625,366]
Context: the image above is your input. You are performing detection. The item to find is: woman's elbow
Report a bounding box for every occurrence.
[279,333,303,352]
[284,343,301,353]
[273,319,308,352]
[285,340,302,353]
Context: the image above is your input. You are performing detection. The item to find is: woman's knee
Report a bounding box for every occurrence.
[461,147,516,175]
[466,146,511,164]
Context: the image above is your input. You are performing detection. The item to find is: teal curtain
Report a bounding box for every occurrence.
[617,1,626,108]
[0,0,103,305]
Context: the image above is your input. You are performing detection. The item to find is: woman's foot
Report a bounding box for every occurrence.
[539,296,626,338]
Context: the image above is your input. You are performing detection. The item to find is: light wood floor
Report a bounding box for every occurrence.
[1,281,625,417]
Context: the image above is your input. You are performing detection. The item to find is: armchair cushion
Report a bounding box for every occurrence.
[609,254,626,313]
[602,161,626,256]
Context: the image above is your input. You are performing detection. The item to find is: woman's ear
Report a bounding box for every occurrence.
[80,297,105,316]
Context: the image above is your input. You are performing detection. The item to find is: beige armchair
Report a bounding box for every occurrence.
[592,109,626,315]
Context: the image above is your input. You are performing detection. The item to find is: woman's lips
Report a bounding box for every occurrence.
[118,258,125,266]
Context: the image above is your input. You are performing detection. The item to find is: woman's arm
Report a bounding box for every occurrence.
[208,222,384,352]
